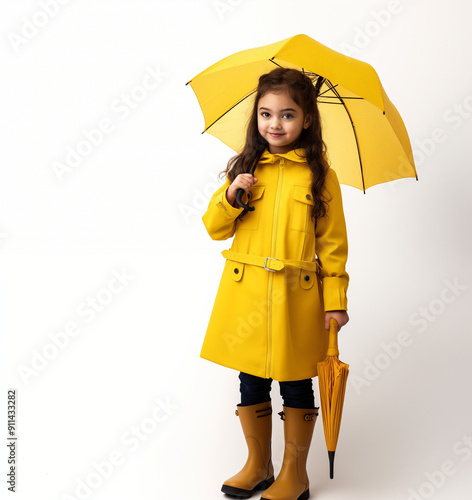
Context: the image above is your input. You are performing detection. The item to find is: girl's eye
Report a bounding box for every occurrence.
[283,113,294,119]
[261,112,270,118]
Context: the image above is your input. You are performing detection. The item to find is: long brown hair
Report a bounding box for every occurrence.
[219,67,331,221]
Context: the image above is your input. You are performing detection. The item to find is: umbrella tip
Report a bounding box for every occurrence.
[328,450,335,479]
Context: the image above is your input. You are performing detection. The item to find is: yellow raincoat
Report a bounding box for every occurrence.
[200,147,349,381]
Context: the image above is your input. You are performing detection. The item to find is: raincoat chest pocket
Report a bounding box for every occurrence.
[291,185,315,234]
[237,185,266,230]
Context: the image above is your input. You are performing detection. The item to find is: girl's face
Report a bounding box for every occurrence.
[257,90,312,154]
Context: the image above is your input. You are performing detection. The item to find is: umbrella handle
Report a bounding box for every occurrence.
[236,188,255,211]
[327,318,339,356]
[235,150,265,211]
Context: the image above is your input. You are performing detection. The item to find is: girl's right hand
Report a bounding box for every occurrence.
[226,174,258,208]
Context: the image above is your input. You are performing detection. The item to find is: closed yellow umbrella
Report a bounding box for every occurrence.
[317,318,350,479]
[186,33,417,192]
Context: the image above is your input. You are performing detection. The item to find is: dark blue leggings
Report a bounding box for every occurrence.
[239,371,315,409]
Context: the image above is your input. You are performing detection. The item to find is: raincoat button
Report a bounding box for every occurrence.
[304,275,310,281]
[234,268,239,274]
[306,194,311,200]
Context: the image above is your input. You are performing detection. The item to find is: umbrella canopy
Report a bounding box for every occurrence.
[317,318,350,479]
[186,33,417,192]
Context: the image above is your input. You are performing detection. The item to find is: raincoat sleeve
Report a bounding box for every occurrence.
[202,176,245,240]
[315,167,350,311]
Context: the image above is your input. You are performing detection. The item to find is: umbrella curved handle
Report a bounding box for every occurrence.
[235,151,265,211]
[235,187,255,211]
[327,318,339,356]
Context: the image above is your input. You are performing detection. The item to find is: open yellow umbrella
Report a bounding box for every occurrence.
[317,318,350,479]
[186,33,417,193]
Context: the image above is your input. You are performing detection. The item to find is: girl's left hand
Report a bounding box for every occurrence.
[325,310,349,331]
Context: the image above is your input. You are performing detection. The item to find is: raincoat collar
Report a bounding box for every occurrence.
[259,147,306,164]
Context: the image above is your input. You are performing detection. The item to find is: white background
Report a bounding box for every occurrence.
[1,1,471,499]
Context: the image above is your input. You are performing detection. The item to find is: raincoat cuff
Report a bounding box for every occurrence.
[216,188,245,219]
[322,276,349,311]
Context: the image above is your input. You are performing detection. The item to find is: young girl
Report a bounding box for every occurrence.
[200,68,349,500]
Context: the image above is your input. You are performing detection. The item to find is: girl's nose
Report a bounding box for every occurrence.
[270,118,282,129]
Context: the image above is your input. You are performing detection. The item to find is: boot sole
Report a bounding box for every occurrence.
[261,487,309,500]
[221,476,275,498]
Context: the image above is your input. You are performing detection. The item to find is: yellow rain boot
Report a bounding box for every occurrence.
[221,401,275,498]
[261,406,318,500]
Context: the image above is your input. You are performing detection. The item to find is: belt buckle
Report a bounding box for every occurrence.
[264,256,279,272]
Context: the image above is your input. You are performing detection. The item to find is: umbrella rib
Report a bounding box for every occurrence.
[325,79,366,193]
[203,89,257,133]
[269,57,283,68]
[318,101,352,105]
[319,84,338,97]
[321,96,364,99]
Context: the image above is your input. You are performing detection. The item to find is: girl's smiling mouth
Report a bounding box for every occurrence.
[269,133,285,137]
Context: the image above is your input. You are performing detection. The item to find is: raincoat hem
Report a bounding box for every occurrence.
[200,350,270,379]
[200,350,320,382]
